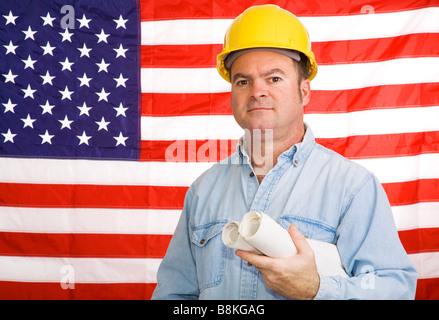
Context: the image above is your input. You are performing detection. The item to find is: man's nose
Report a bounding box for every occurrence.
[250,79,269,100]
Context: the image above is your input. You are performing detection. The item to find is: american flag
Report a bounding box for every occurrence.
[0,0,438,300]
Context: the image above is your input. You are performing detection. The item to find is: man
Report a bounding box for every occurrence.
[151,4,417,300]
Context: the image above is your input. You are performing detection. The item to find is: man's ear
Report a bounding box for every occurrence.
[300,79,311,107]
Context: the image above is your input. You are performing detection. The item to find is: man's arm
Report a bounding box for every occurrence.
[151,189,199,300]
[318,173,417,299]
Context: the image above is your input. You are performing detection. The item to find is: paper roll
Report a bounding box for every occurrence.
[222,211,349,278]
[221,221,261,254]
[307,239,348,278]
[239,211,298,258]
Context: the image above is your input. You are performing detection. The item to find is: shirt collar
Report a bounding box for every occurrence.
[237,123,316,167]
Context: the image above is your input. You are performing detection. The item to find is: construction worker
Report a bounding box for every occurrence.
[152,4,417,300]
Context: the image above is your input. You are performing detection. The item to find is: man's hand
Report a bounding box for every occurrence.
[235,224,320,300]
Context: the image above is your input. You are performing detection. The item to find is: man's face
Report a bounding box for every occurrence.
[230,50,310,142]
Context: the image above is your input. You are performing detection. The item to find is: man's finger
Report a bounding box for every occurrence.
[235,249,273,269]
[289,224,312,254]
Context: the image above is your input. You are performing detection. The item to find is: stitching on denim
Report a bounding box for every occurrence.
[339,172,373,223]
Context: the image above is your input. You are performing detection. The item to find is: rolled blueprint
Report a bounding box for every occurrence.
[222,211,348,278]
[239,211,298,258]
[221,221,261,254]
[306,238,348,278]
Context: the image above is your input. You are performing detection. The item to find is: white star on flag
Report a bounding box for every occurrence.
[39,100,55,115]
[3,70,18,83]
[39,130,54,144]
[3,99,17,113]
[4,40,18,55]
[21,114,36,128]
[22,26,37,40]
[41,12,55,26]
[114,132,128,146]
[22,55,37,69]
[77,73,92,87]
[59,115,73,130]
[3,11,18,25]
[96,88,110,102]
[40,71,55,85]
[77,131,91,145]
[113,15,128,29]
[2,129,17,143]
[77,14,91,29]
[22,84,36,99]
[95,29,110,43]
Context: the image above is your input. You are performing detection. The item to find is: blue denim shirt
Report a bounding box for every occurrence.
[152,126,417,300]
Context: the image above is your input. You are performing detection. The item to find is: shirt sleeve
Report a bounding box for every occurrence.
[150,187,200,300]
[314,173,418,300]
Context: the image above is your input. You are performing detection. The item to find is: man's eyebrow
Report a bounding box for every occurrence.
[262,68,286,77]
[232,69,287,83]
[232,73,249,83]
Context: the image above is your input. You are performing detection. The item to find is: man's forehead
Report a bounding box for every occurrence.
[231,51,297,80]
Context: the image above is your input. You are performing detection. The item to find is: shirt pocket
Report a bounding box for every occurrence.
[190,221,227,292]
[280,215,336,244]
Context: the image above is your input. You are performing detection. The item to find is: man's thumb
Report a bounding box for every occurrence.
[289,224,311,254]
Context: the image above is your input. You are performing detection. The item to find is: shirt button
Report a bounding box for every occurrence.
[200,239,205,245]
[250,172,255,177]
[294,160,298,165]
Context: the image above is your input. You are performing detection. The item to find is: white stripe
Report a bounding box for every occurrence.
[353,153,439,184]
[140,7,439,45]
[0,208,181,235]
[408,252,439,279]
[141,107,439,141]
[305,106,439,139]
[392,203,439,231]
[311,57,439,90]
[303,7,439,42]
[141,115,244,140]
[141,18,231,45]
[0,158,214,186]
[0,256,161,283]
[1,154,438,186]
[141,67,230,93]
[140,57,439,93]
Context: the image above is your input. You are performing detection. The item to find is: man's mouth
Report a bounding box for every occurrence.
[248,107,273,112]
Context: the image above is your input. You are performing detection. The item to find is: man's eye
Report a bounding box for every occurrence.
[236,80,248,86]
[270,77,281,83]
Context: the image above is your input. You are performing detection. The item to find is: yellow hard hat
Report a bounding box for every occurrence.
[217,4,318,82]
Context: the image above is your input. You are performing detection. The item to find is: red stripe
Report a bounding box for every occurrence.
[140,131,439,162]
[141,44,222,68]
[316,131,439,159]
[1,180,437,210]
[0,281,156,300]
[140,0,439,20]
[383,179,439,206]
[141,34,439,68]
[0,232,171,258]
[313,33,439,65]
[2,278,436,300]
[398,228,439,255]
[308,83,439,114]
[141,83,439,116]
[415,278,439,300]
[141,92,231,117]
[0,183,188,209]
